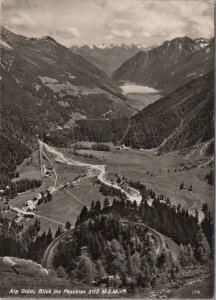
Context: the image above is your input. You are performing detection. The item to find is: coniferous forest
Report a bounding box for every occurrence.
[53,190,213,290]
[0,216,53,263]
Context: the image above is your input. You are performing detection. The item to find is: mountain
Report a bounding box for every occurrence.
[0,26,134,191]
[70,43,156,76]
[1,26,133,126]
[112,37,214,94]
[194,38,211,49]
[121,72,214,151]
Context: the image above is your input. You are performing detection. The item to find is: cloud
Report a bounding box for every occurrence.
[7,12,35,27]
[1,0,214,46]
[105,34,114,40]
[110,29,132,38]
[53,27,80,39]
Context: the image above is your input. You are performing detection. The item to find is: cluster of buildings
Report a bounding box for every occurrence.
[10,206,35,219]
[41,163,53,178]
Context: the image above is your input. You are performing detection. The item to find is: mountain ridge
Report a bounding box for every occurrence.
[122,71,214,151]
[1,26,133,128]
[112,36,214,94]
[70,43,156,76]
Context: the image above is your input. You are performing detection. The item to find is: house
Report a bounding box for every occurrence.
[24,200,38,211]
[35,193,42,200]
[47,186,55,193]
[10,206,23,214]
[23,212,35,218]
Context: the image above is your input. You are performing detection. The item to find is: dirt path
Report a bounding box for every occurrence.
[40,140,142,204]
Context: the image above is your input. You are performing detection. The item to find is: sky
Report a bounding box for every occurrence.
[0,0,214,47]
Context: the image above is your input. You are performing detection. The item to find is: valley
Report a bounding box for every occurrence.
[2,139,212,235]
[0,19,214,299]
[120,82,161,111]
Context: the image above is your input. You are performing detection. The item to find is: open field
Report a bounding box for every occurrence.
[73,147,213,218]
[3,142,213,235]
[36,178,106,234]
[13,150,42,182]
[34,143,213,233]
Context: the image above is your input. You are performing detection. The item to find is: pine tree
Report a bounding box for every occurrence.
[56,266,68,279]
[95,200,101,213]
[47,228,53,245]
[76,253,95,284]
[180,182,184,189]
[186,244,195,265]
[178,244,186,266]
[103,197,110,209]
[65,221,71,230]
[127,253,134,277]
[95,259,106,280]
[195,228,210,263]
[55,225,62,238]
[132,251,141,281]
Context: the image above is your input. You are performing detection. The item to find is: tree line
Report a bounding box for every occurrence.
[94,177,213,251]
[74,143,110,152]
[3,179,42,199]
[0,216,53,263]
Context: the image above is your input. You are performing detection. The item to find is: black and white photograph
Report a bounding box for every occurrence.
[0,0,215,298]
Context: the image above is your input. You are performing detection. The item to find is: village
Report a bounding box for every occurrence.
[0,160,69,225]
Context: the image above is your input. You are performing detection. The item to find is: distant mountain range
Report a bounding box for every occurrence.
[70,43,156,76]
[0,27,214,155]
[122,71,214,151]
[1,26,133,130]
[112,37,214,94]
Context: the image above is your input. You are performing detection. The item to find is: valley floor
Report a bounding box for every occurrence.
[1,141,213,234]
[0,140,214,299]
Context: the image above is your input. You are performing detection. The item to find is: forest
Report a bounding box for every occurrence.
[43,117,129,148]
[74,143,110,152]
[95,178,213,249]
[42,73,214,153]
[53,198,212,289]
[0,216,53,263]
[123,72,214,151]
[0,108,37,193]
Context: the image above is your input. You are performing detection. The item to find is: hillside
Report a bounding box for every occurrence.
[1,26,132,123]
[0,257,86,297]
[122,72,214,151]
[0,26,133,191]
[112,37,214,94]
[70,44,155,76]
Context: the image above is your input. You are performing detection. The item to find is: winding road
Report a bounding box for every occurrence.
[40,140,142,204]
[39,140,168,269]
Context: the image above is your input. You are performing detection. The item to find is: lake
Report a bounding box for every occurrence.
[120,82,161,112]
[120,83,159,94]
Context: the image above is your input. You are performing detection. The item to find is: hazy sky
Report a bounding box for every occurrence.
[1,0,214,47]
